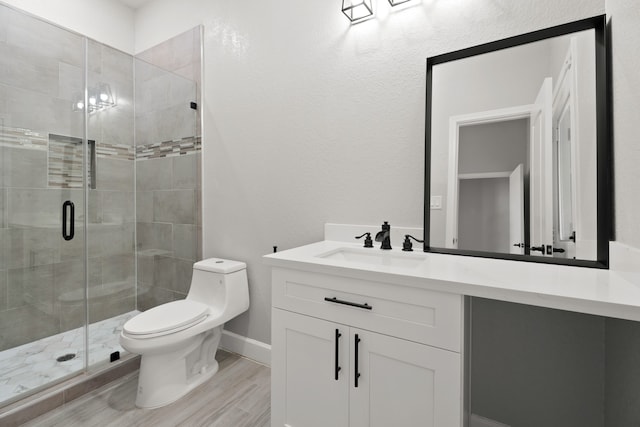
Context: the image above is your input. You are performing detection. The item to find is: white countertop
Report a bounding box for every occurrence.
[264,239,640,322]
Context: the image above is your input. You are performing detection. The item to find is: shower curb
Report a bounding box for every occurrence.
[0,355,140,427]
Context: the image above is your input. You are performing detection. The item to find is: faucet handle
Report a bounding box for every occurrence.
[355,232,373,248]
[402,234,424,252]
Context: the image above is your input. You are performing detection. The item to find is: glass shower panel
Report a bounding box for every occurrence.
[134,58,198,312]
[0,4,86,405]
[84,40,137,368]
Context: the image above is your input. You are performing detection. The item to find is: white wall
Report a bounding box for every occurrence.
[609,0,640,248]
[133,0,202,53]
[604,0,640,423]
[0,0,135,53]
[134,0,609,345]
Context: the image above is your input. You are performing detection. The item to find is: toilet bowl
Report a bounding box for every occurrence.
[120,258,249,408]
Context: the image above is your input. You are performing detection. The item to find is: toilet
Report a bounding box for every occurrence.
[120,258,249,408]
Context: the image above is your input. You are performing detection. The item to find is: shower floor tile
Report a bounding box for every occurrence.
[0,310,139,406]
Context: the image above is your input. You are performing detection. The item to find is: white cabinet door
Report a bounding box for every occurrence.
[349,329,462,427]
[272,309,349,427]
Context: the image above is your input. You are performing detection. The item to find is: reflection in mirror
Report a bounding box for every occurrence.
[425,16,610,267]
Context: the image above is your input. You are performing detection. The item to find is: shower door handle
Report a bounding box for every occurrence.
[62,201,75,241]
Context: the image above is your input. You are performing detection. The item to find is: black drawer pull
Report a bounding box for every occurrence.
[354,333,361,388]
[334,329,342,381]
[324,297,372,310]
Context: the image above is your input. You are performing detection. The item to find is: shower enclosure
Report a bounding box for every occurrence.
[0,3,199,408]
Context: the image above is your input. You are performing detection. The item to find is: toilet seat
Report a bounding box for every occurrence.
[124,300,209,338]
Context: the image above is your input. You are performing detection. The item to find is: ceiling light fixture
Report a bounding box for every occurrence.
[342,0,374,23]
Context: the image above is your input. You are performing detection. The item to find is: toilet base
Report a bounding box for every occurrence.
[136,360,220,408]
[134,327,222,408]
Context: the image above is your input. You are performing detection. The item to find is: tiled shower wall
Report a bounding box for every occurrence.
[135,28,202,310]
[0,5,135,351]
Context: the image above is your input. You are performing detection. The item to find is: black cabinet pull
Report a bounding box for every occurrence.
[324,297,372,311]
[354,334,361,388]
[62,201,74,241]
[334,329,342,381]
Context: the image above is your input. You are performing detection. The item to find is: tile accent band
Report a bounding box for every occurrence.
[1,127,199,188]
[135,136,201,160]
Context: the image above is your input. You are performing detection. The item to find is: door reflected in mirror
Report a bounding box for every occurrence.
[425,16,610,267]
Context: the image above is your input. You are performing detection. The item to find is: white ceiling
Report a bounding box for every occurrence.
[115,0,154,10]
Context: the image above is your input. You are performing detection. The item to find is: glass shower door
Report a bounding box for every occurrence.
[0,3,87,406]
[84,39,137,368]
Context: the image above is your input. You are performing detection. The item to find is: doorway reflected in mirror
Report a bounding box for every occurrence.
[425,15,610,267]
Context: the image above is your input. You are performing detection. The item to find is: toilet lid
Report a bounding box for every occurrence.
[124,300,209,336]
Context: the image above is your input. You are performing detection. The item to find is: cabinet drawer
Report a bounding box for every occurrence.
[272,268,462,352]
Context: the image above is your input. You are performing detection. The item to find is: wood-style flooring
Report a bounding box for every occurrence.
[23,351,271,427]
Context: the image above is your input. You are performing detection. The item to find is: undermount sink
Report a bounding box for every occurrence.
[317,247,426,269]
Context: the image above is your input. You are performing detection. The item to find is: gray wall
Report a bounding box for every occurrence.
[458,120,528,175]
[458,178,510,253]
[471,298,606,427]
[605,319,640,426]
[472,299,640,427]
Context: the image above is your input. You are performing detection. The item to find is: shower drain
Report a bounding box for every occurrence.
[56,353,76,362]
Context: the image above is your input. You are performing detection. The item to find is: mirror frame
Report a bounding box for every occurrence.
[424,15,611,269]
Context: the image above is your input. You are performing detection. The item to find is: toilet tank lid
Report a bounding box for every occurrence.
[194,258,246,274]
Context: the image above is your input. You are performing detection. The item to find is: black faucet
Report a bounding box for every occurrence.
[375,221,392,250]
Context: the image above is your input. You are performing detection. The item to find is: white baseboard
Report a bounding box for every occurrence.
[470,414,511,427]
[219,329,271,367]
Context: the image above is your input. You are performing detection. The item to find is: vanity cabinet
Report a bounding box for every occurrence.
[271,268,463,427]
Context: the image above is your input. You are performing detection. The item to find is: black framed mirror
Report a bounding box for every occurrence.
[424,15,611,268]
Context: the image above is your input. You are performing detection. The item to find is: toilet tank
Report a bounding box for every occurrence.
[187,258,249,321]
